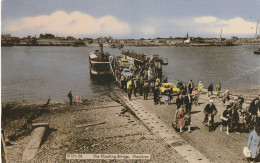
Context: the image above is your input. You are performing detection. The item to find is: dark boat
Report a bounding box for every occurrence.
[254,48,260,55]
[89,44,113,79]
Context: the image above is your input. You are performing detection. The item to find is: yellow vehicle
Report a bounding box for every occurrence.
[160,83,180,95]
[121,59,131,68]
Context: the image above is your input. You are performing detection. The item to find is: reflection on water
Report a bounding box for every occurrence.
[1,45,260,103]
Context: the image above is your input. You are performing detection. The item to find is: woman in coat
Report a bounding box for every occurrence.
[247,127,260,162]
[175,107,185,133]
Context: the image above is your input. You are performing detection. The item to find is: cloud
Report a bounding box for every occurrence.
[2,11,257,38]
[3,11,131,37]
[131,16,257,38]
[192,16,257,37]
[194,16,217,23]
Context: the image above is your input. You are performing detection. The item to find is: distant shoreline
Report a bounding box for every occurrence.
[2,42,260,47]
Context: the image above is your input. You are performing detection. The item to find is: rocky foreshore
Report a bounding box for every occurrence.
[2,96,185,162]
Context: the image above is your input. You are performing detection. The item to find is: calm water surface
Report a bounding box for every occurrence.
[1,45,260,102]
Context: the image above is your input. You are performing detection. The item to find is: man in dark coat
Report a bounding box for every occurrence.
[231,97,244,132]
[249,99,259,116]
[184,94,193,114]
[176,80,181,88]
[139,78,144,96]
[133,78,139,97]
[153,86,160,104]
[203,99,217,123]
[208,83,213,96]
[143,81,149,100]
[68,91,73,106]
[176,94,184,109]
[249,95,260,116]
[188,80,194,95]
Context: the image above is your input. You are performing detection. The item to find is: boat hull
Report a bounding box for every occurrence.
[254,51,260,55]
[89,59,113,79]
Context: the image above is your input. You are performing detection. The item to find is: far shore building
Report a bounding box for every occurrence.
[167,38,185,45]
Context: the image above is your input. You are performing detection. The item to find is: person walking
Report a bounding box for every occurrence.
[220,105,232,135]
[246,127,260,162]
[175,106,185,133]
[184,113,192,133]
[176,94,184,109]
[76,93,80,105]
[68,91,73,106]
[183,83,188,95]
[232,97,243,133]
[133,78,138,97]
[143,81,149,100]
[139,78,144,96]
[222,90,230,104]
[192,89,199,105]
[120,75,125,90]
[216,83,221,98]
[153,86,160,105]
[188,80,194,94]
[198,81,203,92]
[127,79,133,100]
[185,94,193,114]
[208,83,213,96]
[203,99,217,124]
[249,98,260,116]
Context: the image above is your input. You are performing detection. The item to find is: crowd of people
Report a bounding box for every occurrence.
[67,79,260,161]
[68,53,260,161]
[115,71,260,160]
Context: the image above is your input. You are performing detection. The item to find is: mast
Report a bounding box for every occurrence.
[255,19,258,39]
[220,28,222,42]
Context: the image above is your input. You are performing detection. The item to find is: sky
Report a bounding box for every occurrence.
[1,0,260,39]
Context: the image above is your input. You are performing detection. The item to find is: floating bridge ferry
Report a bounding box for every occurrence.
[89,44,113,79]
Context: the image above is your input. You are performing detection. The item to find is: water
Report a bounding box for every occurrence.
[1,45,260,103]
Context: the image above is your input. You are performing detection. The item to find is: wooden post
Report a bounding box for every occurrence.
[1,129,8,163]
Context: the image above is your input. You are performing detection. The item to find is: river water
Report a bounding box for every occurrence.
[1,45,260,103]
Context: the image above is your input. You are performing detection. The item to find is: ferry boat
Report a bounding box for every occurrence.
[89,44,113,79]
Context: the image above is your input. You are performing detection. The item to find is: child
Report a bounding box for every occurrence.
[184,113,192,133]
[76,93,80,105]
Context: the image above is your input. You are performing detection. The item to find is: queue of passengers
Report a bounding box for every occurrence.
[116,65,260,133]
[118,72,260,161]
